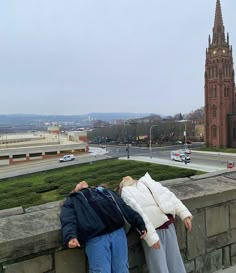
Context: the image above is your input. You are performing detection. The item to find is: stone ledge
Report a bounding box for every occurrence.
[0,207,61,262]
[0,207,24,218]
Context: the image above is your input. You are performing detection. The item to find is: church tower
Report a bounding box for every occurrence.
[204,0,235,147]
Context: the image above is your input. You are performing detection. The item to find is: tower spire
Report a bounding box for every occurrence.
[212,0,225,45]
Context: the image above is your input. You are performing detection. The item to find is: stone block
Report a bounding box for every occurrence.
[0,208,61,262]
[0,207,24,218]
[230,203,236,229]
[127,232,146,272]
[205,249,222,273]
[127,230,141,247]
[232,256,236,266]
[206,205,229,236]
[183,179,236,211]
[25,201,61,213]
[231,243,236,256]
[175,217,186,250]
[55,248,86,273]
[128,242,145,269]
[187,212,206,259]
[185,260,195,273]
[223,246,231,268]
[195,256,204,273]
[3,255,52,273]
[230,228,236,244]
[206,231,231,252]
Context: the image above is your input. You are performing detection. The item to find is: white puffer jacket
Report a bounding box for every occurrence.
[121,172,192,247]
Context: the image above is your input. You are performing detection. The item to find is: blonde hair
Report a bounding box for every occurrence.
[119,176,137,191]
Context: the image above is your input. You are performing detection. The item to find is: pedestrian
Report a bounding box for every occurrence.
[184,157,188,165]
[60,181,147,273]
[119,172,192,273]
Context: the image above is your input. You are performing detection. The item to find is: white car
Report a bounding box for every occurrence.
[181,148,192,154]
[59,154,75,162]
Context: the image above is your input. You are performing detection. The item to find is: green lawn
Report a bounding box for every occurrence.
[0,159,203,210]
[198,146,236,153]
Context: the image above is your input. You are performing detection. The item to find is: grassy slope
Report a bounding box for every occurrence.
[0,159,203,210]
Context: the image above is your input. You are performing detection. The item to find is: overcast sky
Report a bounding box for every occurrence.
[0,0,235,116]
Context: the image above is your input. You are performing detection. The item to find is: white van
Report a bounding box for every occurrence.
[170,151,190,162]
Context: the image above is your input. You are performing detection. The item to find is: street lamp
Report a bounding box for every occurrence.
[177,120,188,146]
[149,125,158,158]
[123,121,130,159]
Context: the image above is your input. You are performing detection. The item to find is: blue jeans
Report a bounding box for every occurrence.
[85,228,129,273]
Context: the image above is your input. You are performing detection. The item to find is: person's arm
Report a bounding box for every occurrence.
[184,216,192,231]
[111,191,146,232]
[144,176,192,222]
[60,197,80,247]
[115,190,160,247]
[146,178,193,230]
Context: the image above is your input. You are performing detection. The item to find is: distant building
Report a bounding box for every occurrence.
[48,126,60,134]
[204,0,236,147]
[0,132,88,165]
[68,131,88,143]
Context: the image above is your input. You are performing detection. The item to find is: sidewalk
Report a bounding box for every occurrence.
[120,156,226,173]
[214,265,236,273]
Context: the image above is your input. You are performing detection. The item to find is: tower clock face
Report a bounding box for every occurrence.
[213,50,216,54]
[222,49,226,53]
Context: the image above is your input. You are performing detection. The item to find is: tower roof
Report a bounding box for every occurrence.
[212,0,225,46]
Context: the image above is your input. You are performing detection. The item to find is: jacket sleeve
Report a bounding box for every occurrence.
[121,189,160,247]
[110,191,147,234]
[144,175,192,221]
[169,194,192,221]
[60,197,79,247]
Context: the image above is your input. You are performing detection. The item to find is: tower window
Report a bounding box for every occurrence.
[212,105,217,118]
[224,86,230,97]
[212,125,217,138]
[210,85,213,97]
[213,85,217,97]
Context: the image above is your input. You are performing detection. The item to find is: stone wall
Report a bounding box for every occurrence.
[1,170,236,273]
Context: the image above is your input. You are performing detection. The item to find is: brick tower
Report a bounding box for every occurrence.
[204,0,236,147]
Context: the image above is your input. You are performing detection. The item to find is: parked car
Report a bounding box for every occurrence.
[181,148,192,154]
[59,154,75,162]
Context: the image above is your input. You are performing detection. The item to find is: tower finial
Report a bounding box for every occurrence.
[212,0,225,45]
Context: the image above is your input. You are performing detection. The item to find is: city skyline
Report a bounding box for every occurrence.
[0,0,235,116]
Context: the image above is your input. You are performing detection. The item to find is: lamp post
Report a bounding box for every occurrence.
[149,125,158,158]
[177,120,188,146]
[123,121,130,159]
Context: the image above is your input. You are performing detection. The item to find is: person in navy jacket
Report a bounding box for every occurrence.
[60,181,147,273]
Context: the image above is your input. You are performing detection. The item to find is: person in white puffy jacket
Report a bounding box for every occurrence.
[119,172,192,273]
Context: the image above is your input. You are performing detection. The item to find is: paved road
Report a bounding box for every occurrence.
[0,147,110,180]
[0,146,234,180]
[119,155,225,173]
[107,145,235,171]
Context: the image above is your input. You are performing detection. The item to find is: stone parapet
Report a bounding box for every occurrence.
[1,172,236,272]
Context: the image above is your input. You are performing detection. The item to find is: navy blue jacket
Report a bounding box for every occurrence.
[60,187,146,246]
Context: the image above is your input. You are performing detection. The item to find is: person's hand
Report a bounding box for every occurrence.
[151,240,161,249]
[140,230,147,239]
[184,217,192,232]
[68,238,80,248]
